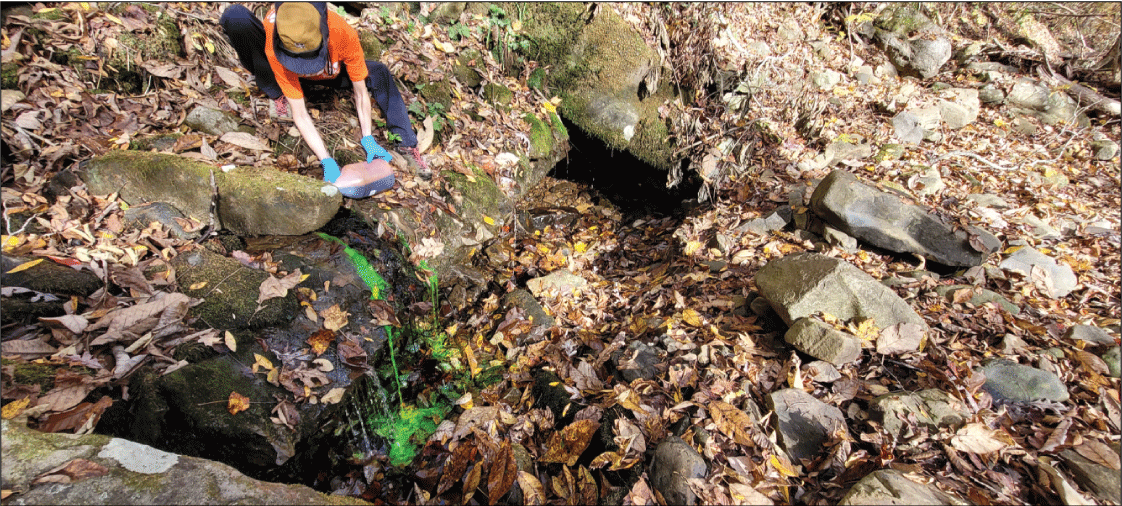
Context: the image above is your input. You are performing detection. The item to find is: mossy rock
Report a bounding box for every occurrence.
[418,79,454,111]
[80,151,341,236]
[171,247,298,331]
[453,49,484,88]
[483,82,514,108]
[1,61,20,90]
[359,31,384,60]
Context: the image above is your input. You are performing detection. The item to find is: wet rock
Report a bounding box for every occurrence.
[1,255,103,325]
[784,317,863,366]
[502,289,555,330]
[980,359,1069,403]
[870,389,969,441]
[755,253,929,336]
[840,469,970,505]
[998,246,1078,298]
[1,419,367,505]
[518,207,581,233]
[527,269,589,298]
[933,285,1020,315]
[611,340,663,382]
[767,388,847,464]
[1063,324,1118,348]
[810,169,998,267]
[172,248,297,330]
[649,437,707,506]
[1060,443,1122,505]
[80,151,340,236]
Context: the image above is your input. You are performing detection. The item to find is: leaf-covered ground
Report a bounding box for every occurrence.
[2,3,1120,505]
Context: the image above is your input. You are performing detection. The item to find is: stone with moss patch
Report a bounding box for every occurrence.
[172,248,297,330]
[80,151,341,236]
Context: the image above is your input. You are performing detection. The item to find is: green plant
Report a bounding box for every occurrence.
[385,132,402,144]
[408,101,448,132]
[448,22,471,41]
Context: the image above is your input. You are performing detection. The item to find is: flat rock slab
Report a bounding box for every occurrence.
[0,419,367,505]
[810,169,997,267]
[649,437,707,506]
[870,389,969,441]
[1062,324,1118,348]
[999,246,1078,298]
[1059,443,1121,505]
[756,253,929,338]
[767,388,847,464]
[840,469,970,505]
[980,359,1069,403]
[80,151,341,236]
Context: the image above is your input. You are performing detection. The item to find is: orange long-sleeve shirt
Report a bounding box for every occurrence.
[263,5,367,100]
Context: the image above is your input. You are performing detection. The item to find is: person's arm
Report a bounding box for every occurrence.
[288,97,331,161]
[352,79,372,139]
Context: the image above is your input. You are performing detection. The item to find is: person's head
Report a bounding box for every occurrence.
[274,2,329,75]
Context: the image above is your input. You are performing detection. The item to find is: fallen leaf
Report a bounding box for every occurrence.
[40,396,113,433]
[876,322,925,355]
[541,419,600,466]
[321,305,350,331]
[219,131,272,151]
[228,391,250,415]
[488,441,518,504]
[337,338,368,369]
[951,423,1011,454]
[224,331,237,352]
[1073,440,1121,470]
[439,439,478,495]
[321,387,345,404]
[251,353,275,373]
[39,314,89,334]
[1,398,31,419]
[5,258,43,274]
[257,269,303,304]
[516,471,546,506]
[307,329,335,355]
[709,400,755,446]
[31,458,108,485]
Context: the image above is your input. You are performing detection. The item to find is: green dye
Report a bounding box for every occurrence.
[371,404,447,466]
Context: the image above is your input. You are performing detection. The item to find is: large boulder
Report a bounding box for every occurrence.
[0,419,367,505]
[79,151,341,236]
[756,253,929,337]
[810,169,999,267]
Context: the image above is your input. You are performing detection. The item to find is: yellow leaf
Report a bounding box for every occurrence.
[1,398,30,419]
[5,258,43,274]
[574,241,588,254]
[543,101,557,114]
[224,331,237,352]
[770,454,800,477]
[684,240,702,255]
[2,235,21,253]
[103,12,122,25]
[511,19,522,31]
[483,215,495,226]
[189,281,208,290]
[205,41,215,53]
[227,391,250,415]
[682,308,702,327]
[252,353,274,373]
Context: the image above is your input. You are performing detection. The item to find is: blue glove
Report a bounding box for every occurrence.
[321,157,340,183]
[361,135,392,163]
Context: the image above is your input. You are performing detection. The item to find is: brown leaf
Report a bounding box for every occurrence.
[227,391,250,415]
[306,329,335,356]
[337,338,368,369]
[1074,350,1110,376]
[709,400,755,446]
[368,299,400,327]
[31,458,108,485]
[487,441,518,504]
[0,337,57,358]
[1039,417,1072,452]
[516,471,546,506]
[1073,440,1121,470]
[462,461,482,505]
[439,439,477,495]
[257,269,303,304]
[40,396,113,433]
[38,369,101,412]
[951,423,1011,454]
[219,131,272,151]
[540,419,600,466]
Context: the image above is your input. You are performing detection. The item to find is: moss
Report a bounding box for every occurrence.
[418,79,454,111]
[30,8,66,21]
[483,82,514,108]
[3,359,56,392]
[359,31,384,60]
[1,61,20,89]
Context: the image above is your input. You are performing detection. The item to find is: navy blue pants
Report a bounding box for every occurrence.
[219,5,417,147]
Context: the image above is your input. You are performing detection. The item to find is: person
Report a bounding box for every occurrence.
[219,2,430,198]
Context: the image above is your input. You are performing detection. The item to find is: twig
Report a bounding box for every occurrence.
[935,150,1014,172]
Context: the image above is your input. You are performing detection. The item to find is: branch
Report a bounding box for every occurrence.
[1036,67,1122,117]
